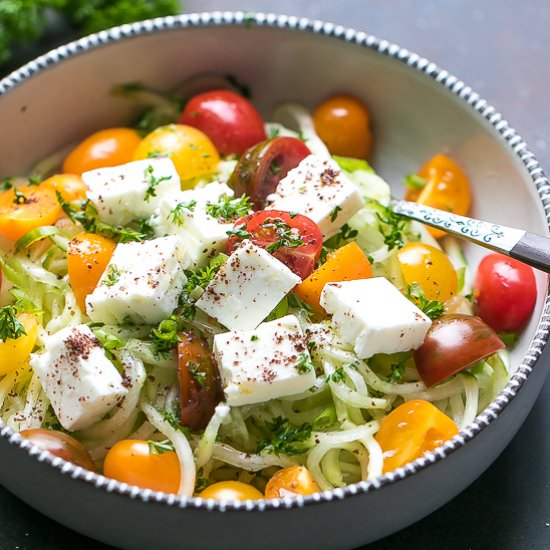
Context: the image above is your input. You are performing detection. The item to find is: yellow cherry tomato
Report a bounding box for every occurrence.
[265,465,320,498]
[0,313,38,375]
[0,185,62,241]
[199,481,263,501]
[397,242,457,301]
[405,154,471,238]
[63,128,141,174]
[42,174,88,202]
[375,400,458,473]
[104,440,180,493]
[133,124,220,188]
[67,233,116,312]
[313,95,372,158]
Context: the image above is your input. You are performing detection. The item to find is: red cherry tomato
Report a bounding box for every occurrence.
[474,253,537,333]
[228,137,311,209]
[180,90,266,156]
[226,210,323,280]
[415,314,505,387]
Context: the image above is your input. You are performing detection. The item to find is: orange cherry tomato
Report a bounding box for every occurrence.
[313,95,372,158]
[397,242,457,301]
[199,481,263,501]
[0,313,38,375]
[0,185,62,241]
[264,465,320,498]
[104,440,180,493]
[63,128,141,174]
[67,232,116,311]
[295,242,372,313]
[20,429,96,471]
[405,154,471,238]
[133,124,220,188]
[375,400,458,473]
[42,174,87,202]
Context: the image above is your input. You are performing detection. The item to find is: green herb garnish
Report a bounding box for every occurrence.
[263,218,305,254]
[255,417,312,456]
[405,283,445,320]
[295,352,314,374]
[103,265,122,287]
[0,305,26,342]
[205,194,252,222]
[148,439,175,455]
[144,165,171,202]
[168,199,197,226]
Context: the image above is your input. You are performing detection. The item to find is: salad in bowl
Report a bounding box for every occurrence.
[0,81,537,501]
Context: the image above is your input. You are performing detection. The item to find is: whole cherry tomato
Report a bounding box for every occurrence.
[199,481,263,501]
[264,465,320,498]
[180,90,266,156]
[20,429,96,471]
[63,128,141,174]
[229,137,311,209]
[474,253,537,333]
[375,400,458,473]
[313,95,372,158]
[414,314,505,387]
[177,330,223,431]
[226,210,323,280]
[104,439,180,493]
[42,174,87,202]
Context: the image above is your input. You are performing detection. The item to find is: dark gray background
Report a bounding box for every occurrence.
[1,1,549,548]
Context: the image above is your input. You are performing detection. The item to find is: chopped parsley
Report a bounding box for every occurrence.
[188,362,207,387]
[0,305,26,342]
[157,406,190,437]
[148,439,174,455]
[149,314,183,356]
[375,203,407,251]
[103,265,122,287]
[405,283,445,320]
[255,417,312,456]
[13,187,29,205]
[251,334,259,342]
[329,205,342,222]
[262,218,305,254]
[387,360,406,383]
[328,366,346,384]
[168,199,197,226]
[295,352,314,374]
[144,165,171,202]
[403,173,427,191]
[226,225,252,240]
[205,194,252,222]
[319,223,359,263]
[1,178,13,191]
[267,127,280,138]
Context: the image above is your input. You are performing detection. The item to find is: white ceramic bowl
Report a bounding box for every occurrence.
[0,12,549,550]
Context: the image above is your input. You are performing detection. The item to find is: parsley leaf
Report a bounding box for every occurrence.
[157,407,190,437]
[255,417,312,456]
[329,205,342,222]
[103,265,122,287]
[226,225,252,240]
[0,305,26,342]
[328,366,346,384]
[144,165,171,202]
[375,203,407,251]
[405,283,445,320]
[295,352,314,374]
[262,218,305,254]
[13,187,29,205]
[205,194,252,222]
[149,314,183,356]
[168,199,197,226]
[188,362,207,387]
[148,439,174,455]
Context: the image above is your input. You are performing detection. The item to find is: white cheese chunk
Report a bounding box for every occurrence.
[154,182,237,268]
[86,236,187,325]
[266,155,365,239]
[30,324,127,431]
[195,241,301,331]
[320,277,432,359]
[213,315,316,406]
[83,158,180,225]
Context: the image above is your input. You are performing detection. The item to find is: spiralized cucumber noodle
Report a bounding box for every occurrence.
[0,102,511,498]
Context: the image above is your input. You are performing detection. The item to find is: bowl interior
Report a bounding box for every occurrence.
[0,24,547,369]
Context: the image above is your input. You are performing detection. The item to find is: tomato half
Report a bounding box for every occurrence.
[414,314,505,387]
[104,440,180,493]
[228,137,311,209]
[313,95,372,158]
[199,481,263,500]
[20,429,96,471]
[375,400,458,473]
[180,90,266,156]
[264,465,320,498]
[226,210,323,280]
[177,330,223,431]
[473,253,537,334]
[0,313,38,375]
[42,174,88,202]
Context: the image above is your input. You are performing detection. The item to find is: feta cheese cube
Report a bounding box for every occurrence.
[266,155,365,239]
[320,277,432,358]
[30,324,127,431]
[195,241,301,331]
[86,236,187,325]
[83,158,180,225]
[213,315,316,406]
[154,182,237,268]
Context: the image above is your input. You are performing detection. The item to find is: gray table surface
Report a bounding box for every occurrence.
[1,1,549,548]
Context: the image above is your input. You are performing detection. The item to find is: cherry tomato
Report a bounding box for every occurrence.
[133,124,220,187]
[473,253,537,333]
[414,314,505,387]
[0,313,38,375]
[264,465,320,498]
[67,233,116,312]
[397,242,457,301]
[199,481,263,501]
[42,174,88,202]
[0,185,62,241]
[375,400,458,473]
[180,90,266,156]
[226,210,323,280]
[177,330,223,431]
[20,429,96,471]
[63,128,141,174]
[228,137,311,209]
[313,95,372,158]
[104,440,180,493]
[405,154,471,238]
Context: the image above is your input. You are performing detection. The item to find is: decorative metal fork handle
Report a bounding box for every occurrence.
[392,200,550,274]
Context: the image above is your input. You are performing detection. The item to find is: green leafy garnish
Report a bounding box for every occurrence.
[405,283,445,320]
[375,203,406,251]
[12,187,29,205]
[148,439,174,455]
[226,225,252,241]
[0,305,26,342]
[263,218,305,254]
[329,205,342,222]
[319,223,359,263]
[149,314,183,356]
[168,200,197,226]
[1,179,13,191]
[328,366,346,384]
[157,406,191,437]
[403,173,427,191]
[255,417,312,456]
[103,265,122,287]
[499,332,519,347]
[267,127,280,138]
[205,194,252,222]
[295,352,314,374]
[144,165,171,202]
[188,362,207,387]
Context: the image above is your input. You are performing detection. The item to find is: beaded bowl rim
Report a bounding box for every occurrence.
[0,11,549,513]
